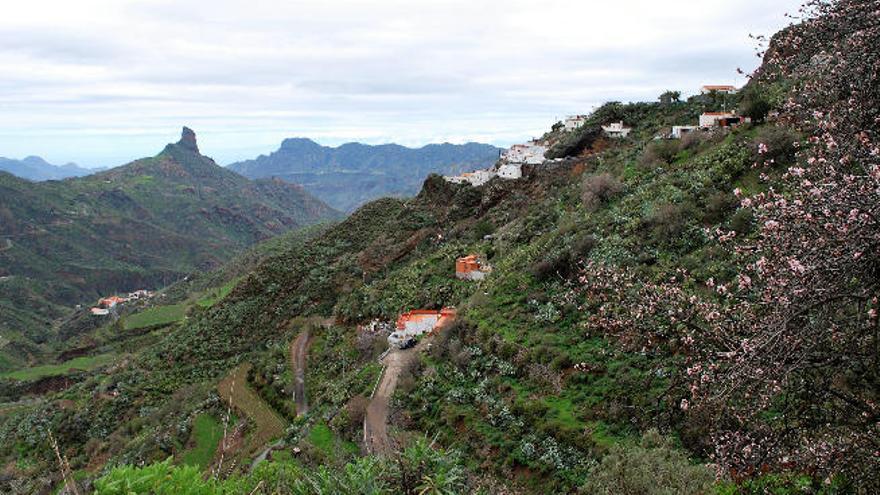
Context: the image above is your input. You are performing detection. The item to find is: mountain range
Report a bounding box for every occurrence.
[0,127,338,366]
[228,138,502,211]
[0,156,97,181]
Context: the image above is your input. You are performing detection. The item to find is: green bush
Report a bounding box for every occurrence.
[581,429,714,495]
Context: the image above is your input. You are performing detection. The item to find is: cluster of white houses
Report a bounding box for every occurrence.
[89,290,153,316]
[444,139,547,186]
[446,84,740,186]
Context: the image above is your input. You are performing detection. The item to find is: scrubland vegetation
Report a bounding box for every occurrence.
[1,1,878,493]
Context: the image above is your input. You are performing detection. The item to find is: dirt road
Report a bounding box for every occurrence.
[364,338,432,455]
[289,330,310,416]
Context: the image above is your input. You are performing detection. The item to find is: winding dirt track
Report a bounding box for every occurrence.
[289,330,310,416]
[364,337,434,455]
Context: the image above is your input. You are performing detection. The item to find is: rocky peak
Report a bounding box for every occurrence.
[178,126,199,153]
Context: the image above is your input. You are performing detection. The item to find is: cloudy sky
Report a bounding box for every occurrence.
[0,0,803,168]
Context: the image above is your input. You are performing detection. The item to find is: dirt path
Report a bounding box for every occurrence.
[364,337,432,455]
[289,330,310,416]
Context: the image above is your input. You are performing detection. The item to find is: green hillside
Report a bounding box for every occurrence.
[1,2,877,493]
[0,128,339,367]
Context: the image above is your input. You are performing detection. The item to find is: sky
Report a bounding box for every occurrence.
[0,0,804,168]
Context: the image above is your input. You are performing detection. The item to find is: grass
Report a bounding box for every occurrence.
[308,421,359,458]
[196,277,241,308]
[124,304,187,330]
[0,353,116,381]
[308,423,334,452]
[181,414,223,469]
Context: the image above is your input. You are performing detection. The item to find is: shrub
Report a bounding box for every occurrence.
[753,125,799,167]
[728,208,754,235]
[738,87,772,123]
[639,140,681,169]
[580,429,714,495]
[702,191,737,224]
[581,173,624,211]
[644,203,692,242]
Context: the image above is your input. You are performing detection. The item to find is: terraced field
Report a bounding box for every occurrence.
[217,364,286,459]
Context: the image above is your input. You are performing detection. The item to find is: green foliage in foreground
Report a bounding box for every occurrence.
[582,429,715,495]
[95,439,466,495]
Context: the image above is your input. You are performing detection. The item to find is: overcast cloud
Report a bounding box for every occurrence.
[0,0,803,167]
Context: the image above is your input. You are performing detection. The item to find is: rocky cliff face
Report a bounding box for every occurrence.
[228,138,502,211]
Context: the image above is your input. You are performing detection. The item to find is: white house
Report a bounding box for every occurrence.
[601,122,632,139]
[497,163,522,180]
[445,169,496,186]
[699,112,749,128]
[563,115,588,132]
[671,125,699,139]
[503,142,547,165]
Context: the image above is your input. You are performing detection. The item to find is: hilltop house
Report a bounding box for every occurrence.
[502,141,547,165]
[497,163,522,179]
[455,255,491,281]
[563,115,588,132]
[445,169,496,186]
[601,122,632,139]
[388,307,456,348]
[701,85,737,94]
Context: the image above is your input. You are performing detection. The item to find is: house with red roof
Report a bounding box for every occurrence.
[388,307,456,348]
[455,255,491,281]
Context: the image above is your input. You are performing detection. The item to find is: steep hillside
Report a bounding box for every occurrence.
[2,2,877,493]
[0,156,96,181]
[0,128,339,364]
[228,138,502,211]
[0,98,771,492]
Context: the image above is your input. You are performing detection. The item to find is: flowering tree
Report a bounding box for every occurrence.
[581,0,880,486]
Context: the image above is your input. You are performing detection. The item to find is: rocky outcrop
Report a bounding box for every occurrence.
[178,126,199,153]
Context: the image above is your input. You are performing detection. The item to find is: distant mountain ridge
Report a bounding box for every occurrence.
[0,155,97,181]
[228,138,502,211]
[0,127,339,358]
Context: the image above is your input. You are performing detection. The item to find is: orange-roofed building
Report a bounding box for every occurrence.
[389,307,457,348]
[456,255,491,281]
[701,85,737,94]
[98,296,127,309]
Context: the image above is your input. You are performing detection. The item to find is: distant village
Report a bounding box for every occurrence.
[89,290,154,316]
[444,84,747,187]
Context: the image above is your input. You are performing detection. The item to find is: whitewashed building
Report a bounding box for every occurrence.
[601,122,632,139]
[502,142,547,165]
[699,112,749,128]
[497,163,523,179]
[445,169,496,186]
[563,115,588,132]
[671,125,699,139]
